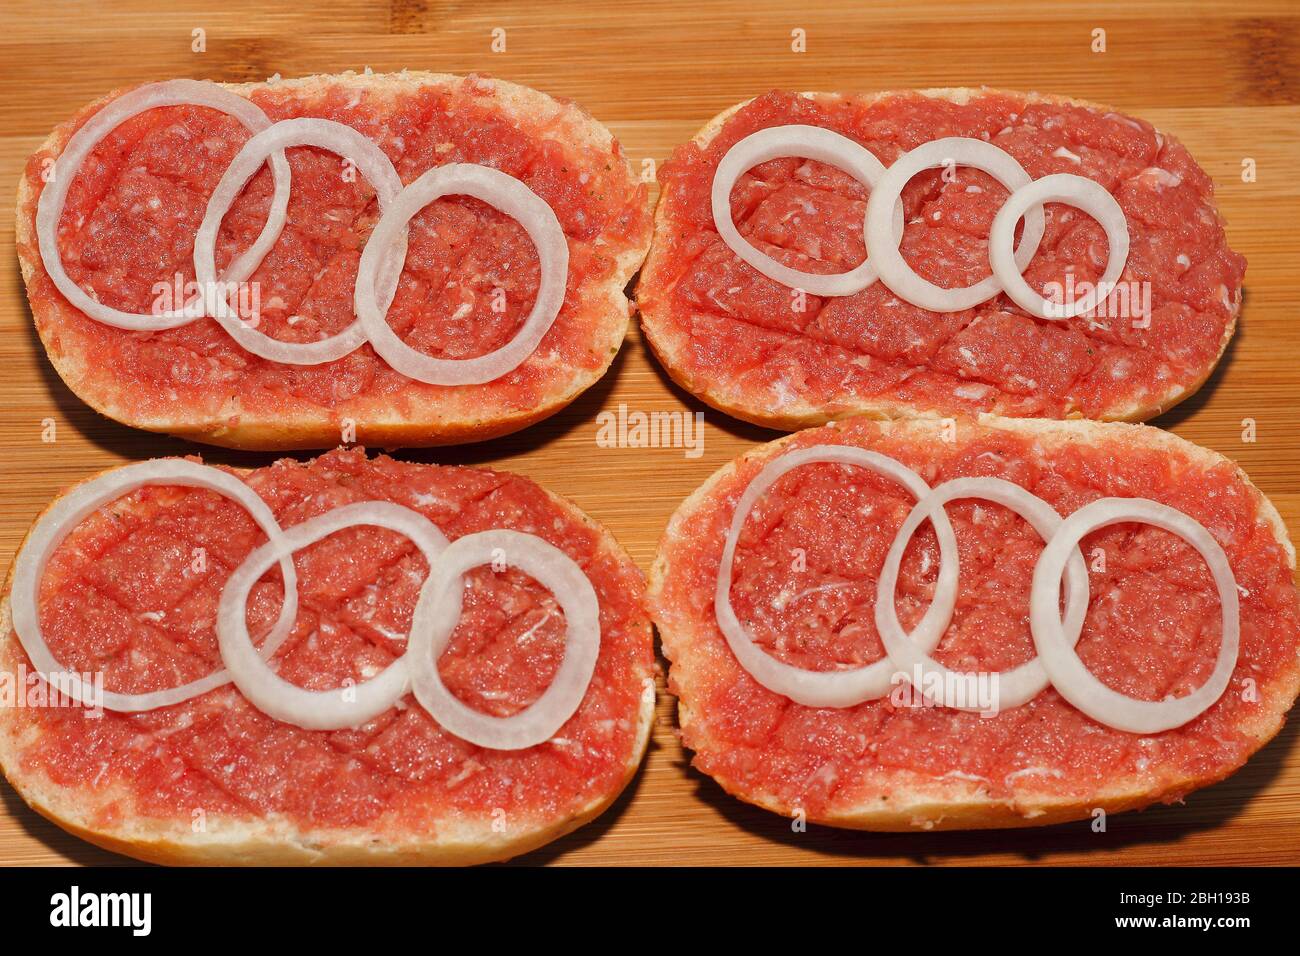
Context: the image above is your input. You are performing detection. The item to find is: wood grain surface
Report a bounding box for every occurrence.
[1,0,1298,866]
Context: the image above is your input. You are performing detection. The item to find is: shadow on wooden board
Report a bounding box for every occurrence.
[15,255,684,475]
[1149,304,1242,433]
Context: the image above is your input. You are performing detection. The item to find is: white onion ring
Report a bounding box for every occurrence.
[10,459,299,711]
[1030,498,1240,733]
[990,173,1130,320]
[715,444,959,708]
[193,117,408,364]
[875,477,1089,711]
[408,529,600,750]
[216,501,448,731]
[35,80,291,331]
[710,125,905,297]
[864,137,1046,312]
[355,163,569,385]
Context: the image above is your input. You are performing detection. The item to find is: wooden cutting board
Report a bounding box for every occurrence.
[1,0,1297,866]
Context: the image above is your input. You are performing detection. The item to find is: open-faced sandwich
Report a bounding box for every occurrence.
[650,416,1297,829]
[639,89,1243,429]
[0,449,655,863]
[17,72,651,448]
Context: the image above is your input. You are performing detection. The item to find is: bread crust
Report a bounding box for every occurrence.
[648,414,1299,830]
[637,88,1241,430]
[0,460,657,864]
[16,71,652,450]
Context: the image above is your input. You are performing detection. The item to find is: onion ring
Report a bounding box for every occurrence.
[408,529,600,750]
[990,173,1130,320]
[710,124,904,297]
[355,163,569,385]
[715,443,959,707]
[1029,497,1239,733]
[35,80,291,331]
[193,117,407,364]
[216,501,448,731]
[875,476,1089,712]
[10,459,298,711]
[864,137,1045,312]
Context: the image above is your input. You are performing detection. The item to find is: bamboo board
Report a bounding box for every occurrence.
[0,0,1297,866]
